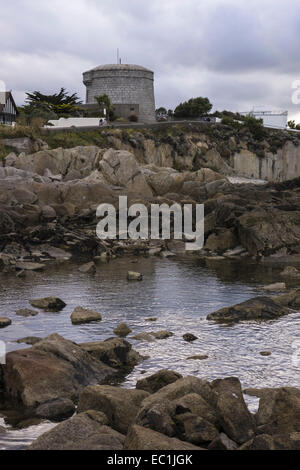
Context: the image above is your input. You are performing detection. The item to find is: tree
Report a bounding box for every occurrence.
[288,120,296,129]
[95,94,114,121]
[19,88,82,125]
[174,97,212,119]
[243,116,267,140]
[156,107,167,115]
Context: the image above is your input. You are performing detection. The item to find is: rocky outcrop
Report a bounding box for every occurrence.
[23,371,300,450]
[0,334,144,420]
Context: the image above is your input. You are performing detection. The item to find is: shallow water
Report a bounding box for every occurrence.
[0,256,299,449]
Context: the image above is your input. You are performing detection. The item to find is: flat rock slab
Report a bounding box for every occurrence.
[16,308,39,317]
[0,317,11,328]
[187,355,209,361]
[207,296,290,323]
[150,330,174,340]
[30,297,66,311]
[15,262,45,271]
[71,306,102,325]
[263,283,286,292]
[15,336,42,345]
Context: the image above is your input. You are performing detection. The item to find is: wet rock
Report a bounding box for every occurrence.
[77,385,149,434]
[29,297,66,311]
[124,425,203,450]
[131,333,155,342]
[0,426,6,435]
[150,330,174,340]
[145,317,157,322]
[273,288,300,309]
[28,410,125,450]
[208,433,238,450]
[280,266,300,278]
[0,317,11,328]
[127,271,143,281]
[187,355,208,361]
[136,370,183,394]
[207,296,290,323]
[183,333,198,342]
[263,283,286,292]
[79,337,144,369]
[78,261,96,274]
[15,336,42,345]
[71,306,102,325]
[16,308,38,317]
[0,334,116,409]
[113,323,132,338]
[260,351,272,356]
[15,262,45,272]
[35,398,75,421]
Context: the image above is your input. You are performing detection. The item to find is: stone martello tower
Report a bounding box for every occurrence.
[83,64,155,123]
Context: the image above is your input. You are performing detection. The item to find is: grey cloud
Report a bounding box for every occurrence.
[0,0,300,120]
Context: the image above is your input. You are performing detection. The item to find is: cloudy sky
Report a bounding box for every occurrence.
[1,0,300,121]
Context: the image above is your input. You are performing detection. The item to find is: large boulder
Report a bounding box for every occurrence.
[140,376,217,412]
[136,370,183,394]
[100,149,153,196]
[212,377,256,444]
[207,296,290,323]
[256,387,300,435]
[0,334,117,410]
[28,410,125,450]
[77,385,149,434]
[124,425,203,450]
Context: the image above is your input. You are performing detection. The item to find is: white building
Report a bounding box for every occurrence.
[44,117,107,129]
[240,107,288,130]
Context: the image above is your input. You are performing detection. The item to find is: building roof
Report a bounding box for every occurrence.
[85,63,153,73]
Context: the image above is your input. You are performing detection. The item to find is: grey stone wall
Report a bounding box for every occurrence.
[83,66,155,123]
